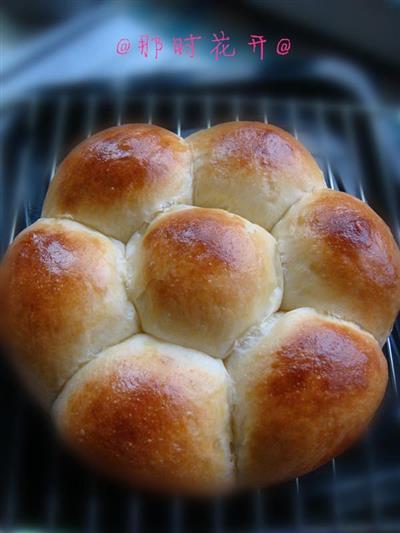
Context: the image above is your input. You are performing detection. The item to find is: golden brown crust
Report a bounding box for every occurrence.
[1,218,138,406]
[226,309,388,487]
[187,121,325,230]
[143,206,261,270]
[53,335,234,495]
[272,190,400,345]
[1,121,395,495]
[127,206,282,357]
[43,124,192,242]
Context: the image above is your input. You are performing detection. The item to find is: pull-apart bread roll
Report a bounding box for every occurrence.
[53,334,234,494]
[272,189,400,345]
[0,218,138,406]
[1,121,398,495]
[226,308,388,487]
[43,124,192,242]
[127,206,283,357]
[187,121,326,230]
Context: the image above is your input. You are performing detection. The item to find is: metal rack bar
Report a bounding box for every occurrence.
[263,99,269,124]
[253,490,265,532]
[205,96,212,129]
[318,102,389,528]
[314,102,352,530]
[365,112,400,243]
[115,88,126,127]
[8,99,39,244]
[341,106,385,526]
[294,477,305,531]
[2,99,39,532]
[341,107,367,201]
[175,96,182,138]
[386,338,398,398]
[286,100,308,533]
[43,96,71,533]
[0,134,5,255]
[85,478,99,533]
[81,95,100,533]
[233,96,240,122]
[86,95,97,138]
[1,394,25,532]
[48,96,68,184]
[391,328,400,368]
[315,102,339,190]
[147,95,154,125]
[345,112,400,431]
[126,493,140,533]
[44,436,60,532]
[213,497,224,533]
[170,497,183,533]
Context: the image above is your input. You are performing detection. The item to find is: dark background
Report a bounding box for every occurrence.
[2,0,400,104]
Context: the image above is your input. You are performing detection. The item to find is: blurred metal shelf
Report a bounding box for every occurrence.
[0,92,399,533]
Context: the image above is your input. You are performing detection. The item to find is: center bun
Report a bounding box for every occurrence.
[127,206,283,357]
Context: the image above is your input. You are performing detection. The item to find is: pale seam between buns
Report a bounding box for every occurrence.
[32,216,143,330]
[304,309,386,343]
[124,206,285,362]
[41,196,194,245]
[124,205,198,303]
[189,127,326,234]
[40,211,119,242]
[127,136,194,236]
[269,187,326,235]
[41,207,160,244]
[269,187,396,345]
[48,329,139,410]
[49,306,379,413]
[25,217,143,407]
[222,307,385,484]
[24,217,141,335]
[47,329,141,409]
[42,129,194,244]
[50,332,238,485]
[223,312,284,474]
[37,212,139,412]
[222,366,239,480]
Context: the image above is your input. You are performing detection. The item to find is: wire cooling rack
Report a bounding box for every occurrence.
[0,93,399,533]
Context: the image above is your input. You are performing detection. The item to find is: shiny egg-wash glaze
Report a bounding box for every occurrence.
[1,122,399,495]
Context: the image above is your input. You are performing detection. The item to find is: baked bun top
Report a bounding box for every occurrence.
[226,308,388,487]
[1,218,138,406]
[43,124,192,242]
[272,189,400,345]
[127,206,283,357]
[187,121,325,231]
[53,334,234,494]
